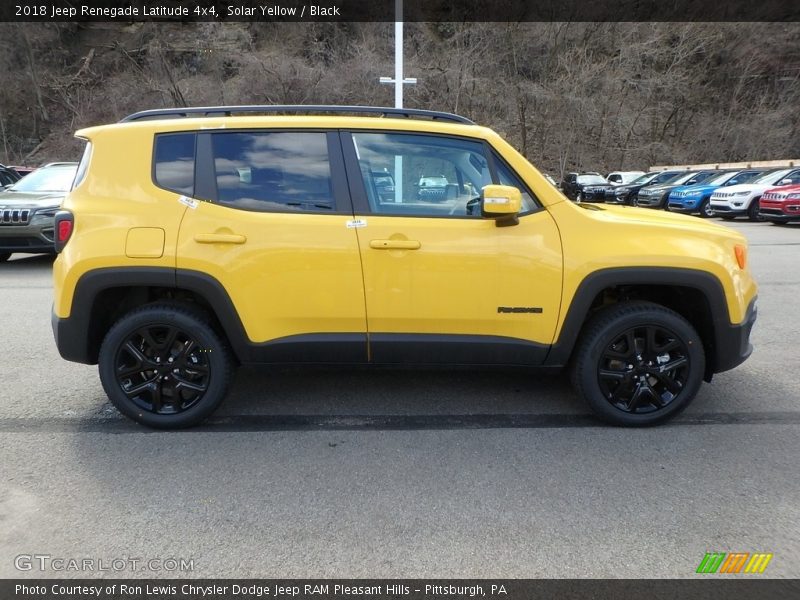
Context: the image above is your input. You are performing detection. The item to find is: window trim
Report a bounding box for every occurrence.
[340,129,541,219]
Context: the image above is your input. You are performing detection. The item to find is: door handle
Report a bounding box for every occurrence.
[194,233,247,244]
[369,239,421,250]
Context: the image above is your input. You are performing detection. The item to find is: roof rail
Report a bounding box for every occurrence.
[120,105,474,125]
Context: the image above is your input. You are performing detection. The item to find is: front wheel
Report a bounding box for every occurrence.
[570,302,705,426]
[99,303,234,429]
[698,198,714,218]
[747,198,763,221]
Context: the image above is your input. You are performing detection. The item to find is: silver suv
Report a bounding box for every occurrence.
[0,162,77,262]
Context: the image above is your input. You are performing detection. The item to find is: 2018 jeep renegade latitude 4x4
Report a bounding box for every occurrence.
[52,106,757,429]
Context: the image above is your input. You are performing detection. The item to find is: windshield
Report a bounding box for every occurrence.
[755,169,792,184]
[9,164,77,193]
[652,171,684,185]
[629,173,658,185]
[577,175,607,184]
[707,172,736,186]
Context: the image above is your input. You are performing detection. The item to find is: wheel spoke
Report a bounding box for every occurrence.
[122,377,157,398]
[599,368,626,381]
[150,381,163,413]
[123,340,151,367]
[627,382,647,412]
[650,370,683,395]
[659,356,687,372]
[174,375,207,393]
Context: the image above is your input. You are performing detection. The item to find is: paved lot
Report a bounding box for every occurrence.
[0,219,798,578]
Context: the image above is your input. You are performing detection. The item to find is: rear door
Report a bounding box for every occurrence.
[175,129,367,362]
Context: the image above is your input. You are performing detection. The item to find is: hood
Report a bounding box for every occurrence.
[584,203,740,236]
[762,184,800,197]
[712,182,772,195]
[670,182,721,195]
[0,189,66,209]
[638,183,680,195]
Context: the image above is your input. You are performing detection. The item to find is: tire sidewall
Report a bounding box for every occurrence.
[99,306,231,429]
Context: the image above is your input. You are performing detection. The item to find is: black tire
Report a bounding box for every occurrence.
[747,197,763,221]
[698,198,714,218]
[99,303,234,429]
[570,302,705,426]
[0,253,10,262]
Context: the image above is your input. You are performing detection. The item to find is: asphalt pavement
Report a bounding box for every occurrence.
[0,220,798,579]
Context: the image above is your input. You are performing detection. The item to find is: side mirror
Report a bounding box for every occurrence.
[779,179,793,186]
[481,184,521,226]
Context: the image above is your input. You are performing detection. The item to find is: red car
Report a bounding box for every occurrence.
[759,183,800,224]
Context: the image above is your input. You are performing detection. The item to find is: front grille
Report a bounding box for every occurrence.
[762,193,784,201]
[714,192,735,199]
[0,208,31,225]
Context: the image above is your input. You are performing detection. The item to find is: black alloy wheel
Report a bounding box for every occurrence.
[99,303,233,428]
[113,324,211,415]
[571,302,705,426]
[597,325,690,414]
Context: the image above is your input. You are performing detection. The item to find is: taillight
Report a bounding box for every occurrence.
[54,210,74,253]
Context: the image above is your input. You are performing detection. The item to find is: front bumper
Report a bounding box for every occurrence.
[713,296,757,374]
[0,219,56,254]
[709,201,747,215]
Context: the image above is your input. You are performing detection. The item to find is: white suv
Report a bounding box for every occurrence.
[709,168,800,220]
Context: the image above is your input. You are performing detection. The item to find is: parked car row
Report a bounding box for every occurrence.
[562,167,800,224]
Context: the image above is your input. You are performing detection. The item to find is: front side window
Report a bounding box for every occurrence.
[352,132,490,217]
[154,133,195,196]
[210,132,334,213]
[352,133,540,217]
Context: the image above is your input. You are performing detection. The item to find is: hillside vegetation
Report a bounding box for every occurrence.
[1,21,798,176]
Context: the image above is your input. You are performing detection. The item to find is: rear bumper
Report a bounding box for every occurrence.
[52,307,95,365]
[714,296,757,373]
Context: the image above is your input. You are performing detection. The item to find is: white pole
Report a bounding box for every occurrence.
[394,0,403,202]
[394,0,403,109]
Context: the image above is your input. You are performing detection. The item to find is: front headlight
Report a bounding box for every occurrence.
[786,193,800,200]
[615,187,629,195]
[35,207,60,217]
[687,191,702,197]
[735,191,750,196]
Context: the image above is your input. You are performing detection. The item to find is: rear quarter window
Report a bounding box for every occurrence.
[153,133,196,196]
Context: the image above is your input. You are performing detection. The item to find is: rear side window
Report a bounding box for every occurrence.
[154,133,196,196]
[210,132,334,212]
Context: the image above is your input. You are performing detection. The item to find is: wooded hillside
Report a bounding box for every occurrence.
[1,21,798,176]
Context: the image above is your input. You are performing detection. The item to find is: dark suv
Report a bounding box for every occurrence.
[561,172,611,201]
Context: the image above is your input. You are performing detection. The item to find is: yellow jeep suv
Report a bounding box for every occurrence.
[51,106,758,428]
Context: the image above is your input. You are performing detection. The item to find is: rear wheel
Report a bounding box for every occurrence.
[0,253,10,262]
[571,302,705,426]
[99,303,234,429]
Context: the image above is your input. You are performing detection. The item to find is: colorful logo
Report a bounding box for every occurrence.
[696,552,773,574]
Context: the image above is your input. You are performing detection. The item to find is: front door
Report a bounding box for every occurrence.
[341,131,563,365]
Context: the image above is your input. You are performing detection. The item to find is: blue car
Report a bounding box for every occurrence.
[667,169,766,217]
